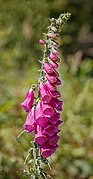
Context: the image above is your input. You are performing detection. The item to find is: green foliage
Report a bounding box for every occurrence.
[0,0,93,179]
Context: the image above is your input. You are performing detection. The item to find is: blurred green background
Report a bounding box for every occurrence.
[0,0,93,178]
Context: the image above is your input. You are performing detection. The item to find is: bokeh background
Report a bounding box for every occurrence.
[0,0,93,178]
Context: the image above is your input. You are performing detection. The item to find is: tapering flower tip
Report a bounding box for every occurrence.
[39,82,52,103]
[46,73,57,84]
[48,112,60,125]
[34,125,47,145]
[35,102,48,126]
[42,103,54,117]
[50,61,58,68]
[46,81,57,91]
[53,49,59,55]
[49,53,60,63]
[49,90,61,98]
[44,62,54,74]
[40,142,55,158]
[54,78,62,85]
[49,33,56,38]
[23,107,35,132]
[43,123,58,136]
[21,88,34,112]
[39,39,46,45]
[49,135,59,146]
[49,98,63,111]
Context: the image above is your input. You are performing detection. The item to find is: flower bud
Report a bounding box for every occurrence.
[39,39,46,45]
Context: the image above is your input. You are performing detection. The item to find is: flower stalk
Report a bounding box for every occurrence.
[19,13,71,178]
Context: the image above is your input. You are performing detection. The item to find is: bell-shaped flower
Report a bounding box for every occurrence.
[48,69,59,78]
[49,53,60,62]
[47,112,60,125]
[23,106,35,132]
[49,98,63,111]
[21,88,34,112]
[49,134,59,146]
[35,101,48,127]
[46,73,57,83]
[34,125,47,145]
[42,103,54,117]
[39,82,52,103]
[40,141,58,158]
[49,90,61,98]
[44,62,54,74]
[43,122,58,136]
[46,81,57,91]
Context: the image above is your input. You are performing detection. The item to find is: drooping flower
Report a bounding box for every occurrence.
[34,125,47,145]
[46,81,57,91]
[35,101,48,126]
[21,88,34,112]
[40,141,58,158]
[39,82,52,103]
[44,62,54,74]
[47,111,60,125]
[49,98,63,111]
[46,73,57,83]
[23,106,35,132]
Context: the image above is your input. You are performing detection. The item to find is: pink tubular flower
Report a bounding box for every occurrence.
[49,98,63,111]
[34,125,47,145]
[43,123,58,136]
[46,81,57,91]
[35,101,48,126]
[53,49,59,55]
[21,88,34,112]
[47,112,60,125]
[42,103,54,117]
[49,53,60,62]
[50,61,58,68]
[39,82,52,103]
[44,62,54,74]
[49,90,61,98]
[46,73,57,83]
[49,134,59,146]
[39,39,46,45]
[40,142,58,158]
[23,106,35,132]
